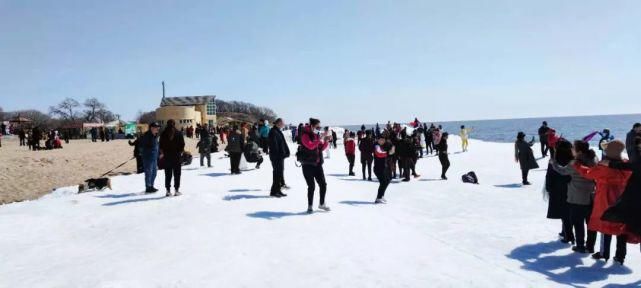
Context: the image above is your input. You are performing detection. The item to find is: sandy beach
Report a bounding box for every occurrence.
[0,136,198,204]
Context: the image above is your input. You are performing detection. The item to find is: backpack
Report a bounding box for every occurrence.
[461,171,479,184]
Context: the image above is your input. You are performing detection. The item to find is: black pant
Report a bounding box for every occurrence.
[570,204,597,249]
[271,158,285,195]
[601,234,627,260]
[400,157,411,180]
[164,161,182,190]
[361,157,372,179]
[200,152,211,167]
[347,154,355,174]
[522,169,529,183]
[375,167,390,199]
[260,138,269,154]
[540,139,548,156]
[438,152,450,178]
[426,139,433,154]
[229,152,242,173]
[19,138,25,146]
[302,164,327,206]
[561,214,573,242]
[135,156,143,174]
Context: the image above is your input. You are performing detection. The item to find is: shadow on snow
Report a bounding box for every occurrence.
[494,183,523,189]
[95,193,139,199]
[246,211,309,220]
[223,194,271,201]
[228,189,263,193]
[340,200,375,206]
[102,196,167,206]
[507,241,633,288]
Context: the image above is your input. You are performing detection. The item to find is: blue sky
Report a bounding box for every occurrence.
[1,0,640,125]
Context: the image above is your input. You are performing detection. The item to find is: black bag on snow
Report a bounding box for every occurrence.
[461,171,479,184]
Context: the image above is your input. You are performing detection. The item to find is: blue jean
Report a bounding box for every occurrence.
[143,157,158,188]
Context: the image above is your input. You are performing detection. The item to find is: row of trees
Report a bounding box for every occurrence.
[49,98,119,123]
[215,99,277,121]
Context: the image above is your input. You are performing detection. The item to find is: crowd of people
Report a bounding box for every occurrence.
[533,121,641,266]
[127,116,641,266]
[134,117,463,213]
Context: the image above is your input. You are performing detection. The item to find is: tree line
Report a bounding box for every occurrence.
[0,98,120,130]
[214,99,277,121]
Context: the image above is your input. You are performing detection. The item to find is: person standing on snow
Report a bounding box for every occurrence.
[374,134,394,204]
[226,126,245,175]
[299,118,331,214]
[538,121,550,157]
[545,138,573,243]
[515,132,538,185]
[625,123,641,163]
[359,130,375,181]
[159,119,185,197]
[550,140,598,254]
[575,140,633,265]
[268,118,290,198]
[259,120,270,154]
[344,131,356,176]
[141,122,161,193]
[460,125,472,152]
[602,136,641,244]
[597,129,614,159]
[436,132,450,180]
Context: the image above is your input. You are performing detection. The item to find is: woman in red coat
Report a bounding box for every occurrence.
[344,131,357,176]
[575,140,636,264]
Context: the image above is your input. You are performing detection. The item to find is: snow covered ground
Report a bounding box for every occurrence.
[1,136,639,288]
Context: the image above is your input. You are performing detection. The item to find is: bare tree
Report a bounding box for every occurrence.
[8,109,52,128]
[137,110,156,124]
[0,106,4,121]
[49,98,80,121]
[97,109,116,123]
[83,98,106,122]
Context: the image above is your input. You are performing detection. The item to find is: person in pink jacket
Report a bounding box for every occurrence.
[299,118,331,214]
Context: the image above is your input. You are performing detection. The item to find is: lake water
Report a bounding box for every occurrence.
[342,114,641,144]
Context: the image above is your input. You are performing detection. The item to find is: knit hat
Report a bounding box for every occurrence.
[604,140,625,160]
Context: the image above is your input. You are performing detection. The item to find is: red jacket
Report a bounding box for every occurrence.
[301,126,329,164]
[345,138,356,155]
[547,129,560,148]
[576,163,639,242]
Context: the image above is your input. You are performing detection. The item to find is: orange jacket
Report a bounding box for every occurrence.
[576,163,637,241]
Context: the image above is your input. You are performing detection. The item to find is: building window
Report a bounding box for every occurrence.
[207,99,216,115]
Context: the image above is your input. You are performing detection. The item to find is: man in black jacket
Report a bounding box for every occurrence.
[538,121,550,157]
[625,123,641,163]
[268,118,290,197]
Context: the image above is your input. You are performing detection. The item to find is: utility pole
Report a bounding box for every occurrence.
[162,81,166,99]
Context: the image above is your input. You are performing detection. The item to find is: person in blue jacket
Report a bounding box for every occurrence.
[259,119,271,154]
[141,122,161,193]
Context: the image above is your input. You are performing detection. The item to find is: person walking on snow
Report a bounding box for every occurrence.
[344,131,356,176]
[268,118,290,197]
[299,118,331,214]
